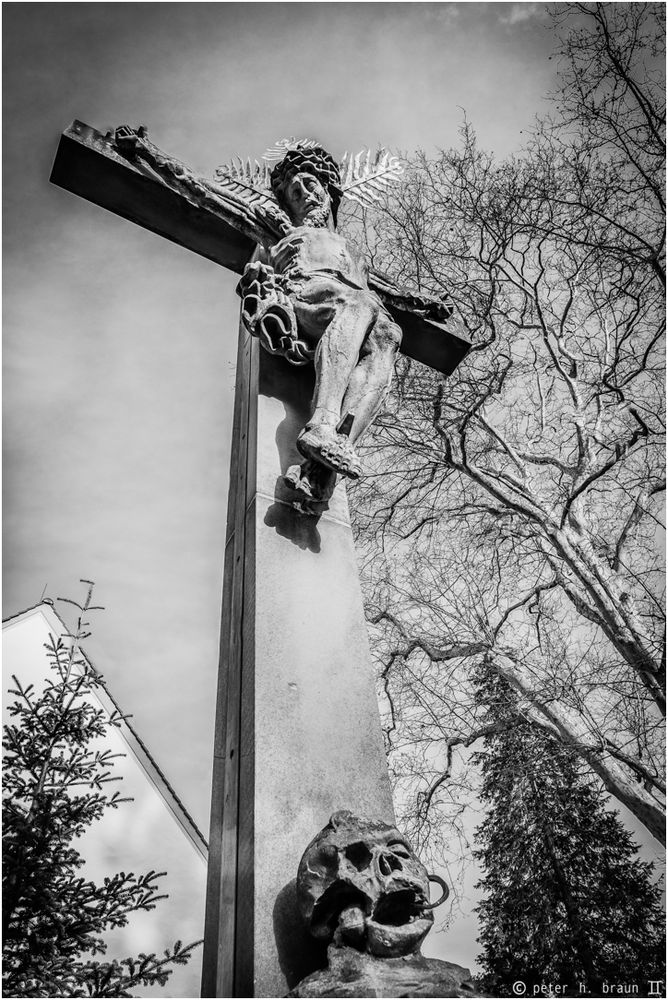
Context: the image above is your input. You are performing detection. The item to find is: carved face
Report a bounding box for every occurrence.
[282,170,331,227]
[296,811,434,958]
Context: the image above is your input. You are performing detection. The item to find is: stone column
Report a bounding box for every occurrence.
[202,323,395,999]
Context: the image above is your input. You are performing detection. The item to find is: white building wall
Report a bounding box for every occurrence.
[3,606,207,999]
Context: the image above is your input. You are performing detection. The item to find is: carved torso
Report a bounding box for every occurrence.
[269,227,369,290]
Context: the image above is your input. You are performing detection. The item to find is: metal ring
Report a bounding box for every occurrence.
[422,873,450,910]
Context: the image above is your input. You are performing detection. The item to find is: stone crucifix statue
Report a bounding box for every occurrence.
[114,129,454,510]
[51,121,471,996]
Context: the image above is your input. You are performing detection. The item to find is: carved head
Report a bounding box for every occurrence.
[271,144,342,227]
[297,810,438,958]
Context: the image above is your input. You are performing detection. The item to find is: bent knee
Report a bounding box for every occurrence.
[318,290,378,341]
[336,286,378,318]
[365,315,403,355]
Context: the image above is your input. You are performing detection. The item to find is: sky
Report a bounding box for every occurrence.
[3,0,596,979]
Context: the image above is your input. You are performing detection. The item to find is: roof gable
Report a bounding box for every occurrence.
[3,602,207,860]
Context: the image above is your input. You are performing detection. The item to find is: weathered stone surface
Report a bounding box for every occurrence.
[289,813,480,998]
[287,946,481,998]
[297,811,437,959]
[203,336,397,997]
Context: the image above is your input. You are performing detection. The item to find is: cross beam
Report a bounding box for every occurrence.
[50,121,471,376]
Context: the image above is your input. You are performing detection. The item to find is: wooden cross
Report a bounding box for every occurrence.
[50,120,471,998]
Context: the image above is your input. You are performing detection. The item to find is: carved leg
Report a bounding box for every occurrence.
[310,293,375,423]
[302,292,375,467]
[296,293,377,477]
[294,315,400,486]
[340,314,403,447]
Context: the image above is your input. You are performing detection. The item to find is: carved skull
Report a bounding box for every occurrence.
[297,811,435,958]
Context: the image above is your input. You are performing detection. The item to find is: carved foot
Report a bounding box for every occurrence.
[297,425,362,479]
[284,460,336,516]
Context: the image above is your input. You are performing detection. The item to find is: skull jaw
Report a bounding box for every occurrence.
[365,913,433,958]
[323,889,434,959]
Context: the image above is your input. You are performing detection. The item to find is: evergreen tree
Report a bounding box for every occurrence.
[473,669,665,998]
[2,583,200,997]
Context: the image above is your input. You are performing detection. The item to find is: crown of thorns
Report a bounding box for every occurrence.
[270,146,343,222]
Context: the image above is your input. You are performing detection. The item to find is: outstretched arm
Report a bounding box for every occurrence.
[368,268,455,324]
[113,126,290,248]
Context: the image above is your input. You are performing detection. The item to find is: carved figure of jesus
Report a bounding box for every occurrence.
[113,132,453,509]
[238,143,453,508]
[252,154,402,478]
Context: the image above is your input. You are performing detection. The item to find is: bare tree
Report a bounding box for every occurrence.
[349,3,665,846]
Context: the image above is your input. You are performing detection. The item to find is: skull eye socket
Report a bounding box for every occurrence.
[387,841,411,859]
[345,841,373,870]
[316,842,339,872]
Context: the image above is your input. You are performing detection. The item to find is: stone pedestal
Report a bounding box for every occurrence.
[288,947,481,998]
[201,325,395,998]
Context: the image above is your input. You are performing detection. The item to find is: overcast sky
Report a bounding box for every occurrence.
[4,1,592,975]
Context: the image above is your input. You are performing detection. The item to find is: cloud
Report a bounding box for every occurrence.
[499,3,543,27]
[422,5,461,26]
